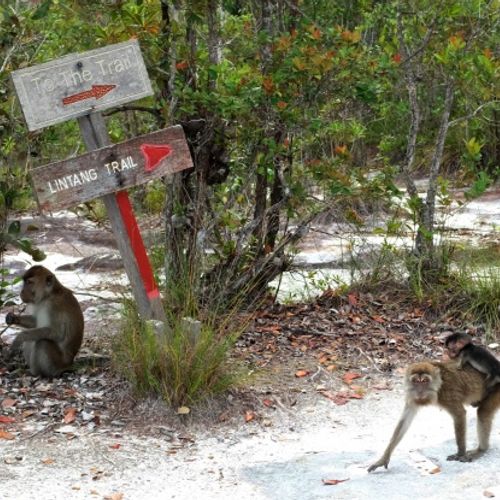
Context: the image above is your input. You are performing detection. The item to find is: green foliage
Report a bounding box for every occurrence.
[113,299,244,406]
[461,269,500,336]
[464,171,492,200]
[0,268,21,309]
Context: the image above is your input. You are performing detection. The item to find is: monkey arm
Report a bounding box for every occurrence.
[15,315,37,329]
[367,404,418,472]
[6,312,37,329]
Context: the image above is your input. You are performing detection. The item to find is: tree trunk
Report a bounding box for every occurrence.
[415,82,454,257]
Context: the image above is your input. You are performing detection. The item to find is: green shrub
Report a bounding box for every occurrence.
[113,300,244,407]
[453,267,500,336]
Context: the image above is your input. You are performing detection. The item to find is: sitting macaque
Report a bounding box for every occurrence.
[445,332,500,394]
[6,265,84,378]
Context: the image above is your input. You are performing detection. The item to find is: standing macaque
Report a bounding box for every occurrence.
[367,360,500,472]
[6,266,84,378]
[445,332,500,393]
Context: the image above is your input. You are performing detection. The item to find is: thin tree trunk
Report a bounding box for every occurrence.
[207,0,221,91]
[397,11,420,201]
[416,81,454,255]
[252,0,274,253]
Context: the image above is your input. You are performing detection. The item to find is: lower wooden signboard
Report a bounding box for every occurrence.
[31,125,193,211]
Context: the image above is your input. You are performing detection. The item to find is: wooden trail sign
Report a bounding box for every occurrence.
[31,125,192,211]
[11,41,189,322]
[11,40,152,131]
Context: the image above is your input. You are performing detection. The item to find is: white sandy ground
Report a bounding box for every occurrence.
[2,381,500,500]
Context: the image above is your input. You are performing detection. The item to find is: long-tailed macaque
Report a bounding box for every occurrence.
[368,361,500,472]
[6,266,84,378]
[445,332,500,393]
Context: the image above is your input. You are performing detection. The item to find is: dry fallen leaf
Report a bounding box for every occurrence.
[0,416,15,424]
[104,493,124,500]
[110,443,121,450]
[295,369,310,378]
[177,406,190,415]
[244,410,255,422]
[348,392,364,400]
[63,407,77,424]
[1,398,16,409]
[342,372,361,384]
[322,478,350,486]
[0,430,15,440]
[318,390,349,405]
[41,457,55,465]
[262,398,274,407]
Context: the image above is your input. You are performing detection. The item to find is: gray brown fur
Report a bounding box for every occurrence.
[6,266,84,378]
[368,360,499,472]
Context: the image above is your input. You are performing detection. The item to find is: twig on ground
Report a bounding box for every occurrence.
[356,347,383,373]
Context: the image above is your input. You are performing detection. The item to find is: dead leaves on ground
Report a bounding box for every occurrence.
[318,389,363,405]
[241,290,459,381]
[0,369,113,440]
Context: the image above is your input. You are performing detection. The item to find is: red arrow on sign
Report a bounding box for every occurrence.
[62,84,116,106]
[140,143,173,172]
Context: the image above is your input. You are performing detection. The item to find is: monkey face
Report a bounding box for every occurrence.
[446,341,460,359]
[406,364,441,405]
[445,333,472,358]
[446,339,469,359]
[20,266,55,304]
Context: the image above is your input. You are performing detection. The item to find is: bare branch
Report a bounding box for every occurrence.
[448,100,499,127]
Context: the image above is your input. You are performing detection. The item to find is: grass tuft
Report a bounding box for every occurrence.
[113,299,245,407]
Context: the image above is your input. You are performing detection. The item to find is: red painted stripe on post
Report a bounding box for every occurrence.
[115,191,160,300]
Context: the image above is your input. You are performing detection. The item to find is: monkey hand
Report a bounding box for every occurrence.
[367,456,389,472]
[5,312,19,326]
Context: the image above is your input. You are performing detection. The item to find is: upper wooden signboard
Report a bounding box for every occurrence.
[31,125,193,211]
[11,40,153,131]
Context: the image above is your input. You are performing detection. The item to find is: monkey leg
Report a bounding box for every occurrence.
[25,339,67,378]
[466,390,500,460]
[9,327,53,357]
[445,405,469,461]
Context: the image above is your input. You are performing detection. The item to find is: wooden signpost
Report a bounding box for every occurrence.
[31,125,190,211]
[12,40,152,131]
[11,41,193,321]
